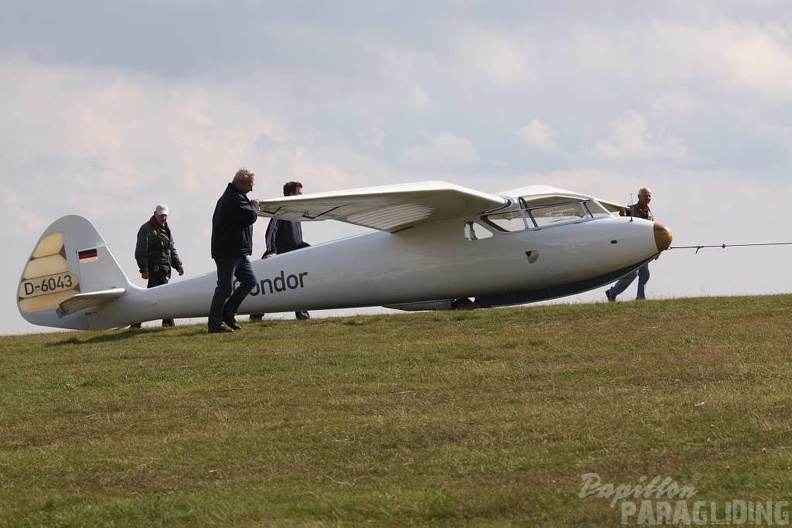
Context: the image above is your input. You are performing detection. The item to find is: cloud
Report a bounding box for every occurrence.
[401,133,480,165]
[448,24,535,87]
[656,23,792,102]
[0,188,49,236]
[518,119,559,153]
[0,55,290,207]
[594,110,688,162]
[379,50,436,111]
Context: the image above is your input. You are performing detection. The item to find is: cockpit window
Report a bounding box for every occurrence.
[483,210,530,232]
[529,201,588,227]
[584,200,611,217]
[481,198,607,233]
[464,221,494,240]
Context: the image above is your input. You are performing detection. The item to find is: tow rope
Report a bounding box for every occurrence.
[670,242,792,254]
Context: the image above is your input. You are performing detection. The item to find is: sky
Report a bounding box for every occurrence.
[2,0,792,335]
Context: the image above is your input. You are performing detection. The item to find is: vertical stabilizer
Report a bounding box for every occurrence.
[17,215,131,330]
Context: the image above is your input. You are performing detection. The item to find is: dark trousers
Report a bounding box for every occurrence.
[209,257,257,328]
[147,270,169,289]
[608,263,651,300]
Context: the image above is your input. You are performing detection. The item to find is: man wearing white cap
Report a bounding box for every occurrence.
[132,204,185,327]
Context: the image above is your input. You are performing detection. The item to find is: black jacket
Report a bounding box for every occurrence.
[211,183,259,258]
[264,217,307,255]
[135,217,183,275]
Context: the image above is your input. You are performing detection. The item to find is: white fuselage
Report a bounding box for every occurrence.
[87,214,657,328]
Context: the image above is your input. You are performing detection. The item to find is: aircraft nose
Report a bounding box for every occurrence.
[654,222,673,252]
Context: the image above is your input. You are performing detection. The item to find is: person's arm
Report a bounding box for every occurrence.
[264,218,279,257]
[170,236,184,276]
[233,193,260,226]
[134,225,150,278]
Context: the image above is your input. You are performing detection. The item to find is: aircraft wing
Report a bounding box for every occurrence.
[258,181,510,232]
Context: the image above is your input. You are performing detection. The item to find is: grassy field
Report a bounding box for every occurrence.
[1,295,791,527]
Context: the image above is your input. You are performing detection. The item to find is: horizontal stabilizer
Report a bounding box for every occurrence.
[56,288,126,317]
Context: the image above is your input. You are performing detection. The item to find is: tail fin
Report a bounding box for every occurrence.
[17,215,131,330]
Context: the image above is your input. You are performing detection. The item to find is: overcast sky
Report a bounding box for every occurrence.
[3,1,791,335]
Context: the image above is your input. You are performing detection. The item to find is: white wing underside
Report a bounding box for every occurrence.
[258,181,510,232]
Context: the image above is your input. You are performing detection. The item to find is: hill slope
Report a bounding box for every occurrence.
[2,295,791,527]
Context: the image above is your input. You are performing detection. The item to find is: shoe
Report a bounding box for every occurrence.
[222,313,241,330]
[208,325,233,334]
[295,311,310,320]
[249,314,263,322]
[605,290,615,302]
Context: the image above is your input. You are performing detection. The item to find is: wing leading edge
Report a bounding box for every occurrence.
[258,181,510,233]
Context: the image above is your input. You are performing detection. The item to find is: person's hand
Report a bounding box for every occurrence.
[177,267,185,276]
[141,271,149,280]
[263,251,276,259]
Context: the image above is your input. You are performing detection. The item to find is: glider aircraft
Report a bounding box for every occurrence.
[17,181,672,330]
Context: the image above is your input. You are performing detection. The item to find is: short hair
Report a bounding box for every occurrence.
[233,168,255,185]
[638,187,651,195]
[283,181,303,196]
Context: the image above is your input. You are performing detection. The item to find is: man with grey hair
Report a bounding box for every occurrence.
[606,187,655,302]
[208,168,260,333]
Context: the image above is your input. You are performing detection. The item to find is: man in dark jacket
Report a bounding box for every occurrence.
[208,168,260,333]
[132,204,184,327]
[605,187,655,302]
[250,181,311,322]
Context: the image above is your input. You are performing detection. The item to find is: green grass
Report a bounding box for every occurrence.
[1,295,791,527]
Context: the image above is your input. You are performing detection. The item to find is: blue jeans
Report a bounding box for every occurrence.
[609,263,650,299]
[209,257,257,327]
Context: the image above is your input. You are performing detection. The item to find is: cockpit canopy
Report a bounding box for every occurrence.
[482,195,613,232]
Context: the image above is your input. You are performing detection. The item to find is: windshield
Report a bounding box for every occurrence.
[529,201,588,227]
[483,210,529,232]
[482,198,608,232]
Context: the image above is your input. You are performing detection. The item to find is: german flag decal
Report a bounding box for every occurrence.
[78,248,99,262]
